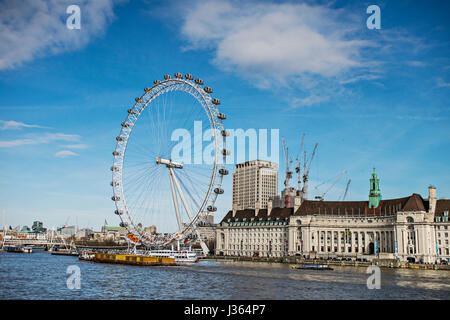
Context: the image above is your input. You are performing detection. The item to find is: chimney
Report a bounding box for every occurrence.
[267,199,273,216]
[294,195,302,212]
[285,194,291,208]
[428,185,437,214]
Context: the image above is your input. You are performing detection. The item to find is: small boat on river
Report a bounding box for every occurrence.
[291,264,333,270]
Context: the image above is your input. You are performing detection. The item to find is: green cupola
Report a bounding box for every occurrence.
[369,168,381,209]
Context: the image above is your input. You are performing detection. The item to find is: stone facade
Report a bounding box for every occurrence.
[217,183,450,263]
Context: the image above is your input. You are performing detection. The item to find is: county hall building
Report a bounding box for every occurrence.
[216,164,450,263]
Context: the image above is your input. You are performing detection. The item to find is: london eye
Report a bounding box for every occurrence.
[111,73,229,254]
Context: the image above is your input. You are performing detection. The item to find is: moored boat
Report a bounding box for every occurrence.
[21,246,33,253]
[146,249,199,263]
[291,264,333,270]
[5,245,33,253]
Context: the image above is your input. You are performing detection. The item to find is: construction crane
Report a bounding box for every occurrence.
[295,133,305,190]
[301,142,318,200]
[340,179,351,201]
[63,217,70,228]
[315,170,347,201]
[282,137,293,188]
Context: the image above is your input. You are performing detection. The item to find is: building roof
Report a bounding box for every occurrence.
[435,199,450,217]
[219,193,436,224]
[294,193,429,216]
[221,207,293,224]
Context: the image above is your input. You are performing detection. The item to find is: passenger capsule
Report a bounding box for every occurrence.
[217,113,226,120]
[185,74,194,80]
[211,98,220,105]
[135,97,143,103]
[127,109,137,114]
[144,87,151,92]
[204,87,213,94]
[207,206,217,212]
[164,74,171,80]
[219,168,229,175]
[115,209,123,215]
[111,181,119,186]
[153,80,161,85]
[116,136,124,142]
[121,122,130,128]
[174,72,183,79]
[195,78,204,85]
[120,222,128,228]
[222,149,230,156]
[111,166,119,172]
[111,196,120,201]
[214,188,224,194]
[221,130,229,137]
[112,151,120,156]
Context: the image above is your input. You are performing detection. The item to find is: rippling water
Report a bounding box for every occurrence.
[0,251,449,299]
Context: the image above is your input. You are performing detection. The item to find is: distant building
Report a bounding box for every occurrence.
[74,228,94,239]
[101,225,127,236]
[232,160,278,211]
[197,211,214,226]
[217,169,450,263]
[58,225,75,236]
[144,225,157,235]
[32,221,46,233]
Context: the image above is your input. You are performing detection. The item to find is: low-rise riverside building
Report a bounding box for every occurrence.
[216,170,450,263]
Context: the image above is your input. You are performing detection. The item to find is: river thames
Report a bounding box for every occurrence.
[0,251,449,300]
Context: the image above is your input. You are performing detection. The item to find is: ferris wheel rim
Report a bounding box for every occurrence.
[111,76,227,247]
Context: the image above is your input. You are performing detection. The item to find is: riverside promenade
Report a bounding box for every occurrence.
[202,255,450,271]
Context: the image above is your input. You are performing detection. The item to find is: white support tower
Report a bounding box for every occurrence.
[157,157,209,256]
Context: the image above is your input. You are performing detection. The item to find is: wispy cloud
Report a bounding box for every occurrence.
[55,150,79,158]
[0,0,122,70]
[176,0,417,107]
[436,77,450,88]
[173,0,430,107]
[181,0,369,79]
[61,144,89,149]
[0,133,81,148]
[0,120,48,130]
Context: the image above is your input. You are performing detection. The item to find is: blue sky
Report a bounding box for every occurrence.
[0,0,449,231]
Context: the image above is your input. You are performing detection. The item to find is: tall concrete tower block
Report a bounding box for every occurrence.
[232,160,278,211]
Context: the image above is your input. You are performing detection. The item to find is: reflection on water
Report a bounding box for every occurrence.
[0,251,449,299]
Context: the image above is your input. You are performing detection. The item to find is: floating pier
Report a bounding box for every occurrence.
[81,252,176,266]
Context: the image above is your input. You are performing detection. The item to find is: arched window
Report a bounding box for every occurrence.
[407,217,414,230]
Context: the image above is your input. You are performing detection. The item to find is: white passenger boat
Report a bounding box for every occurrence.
[147,249,199,263]
[21,246,33,253]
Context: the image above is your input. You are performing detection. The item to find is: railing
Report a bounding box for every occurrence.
[3,239,65,246]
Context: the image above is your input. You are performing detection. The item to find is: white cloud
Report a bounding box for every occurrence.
[55,150,79,158]
[0,132,81,148]
[181,1,368,79]
[436,78,450,88]
[177,0,379,107]
[0,120,47,130]
[0,0,121,70]
[62,144,88,149]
